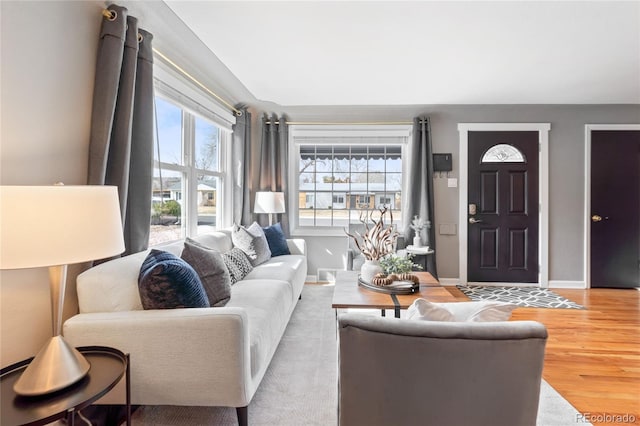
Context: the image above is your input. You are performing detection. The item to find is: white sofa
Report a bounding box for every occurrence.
[63,230,307,425]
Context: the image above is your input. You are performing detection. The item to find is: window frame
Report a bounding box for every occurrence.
[288,124,412,236]
[151,61,235,245]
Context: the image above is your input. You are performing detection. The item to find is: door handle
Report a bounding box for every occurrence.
[591,215,609,222]
[469,217,483,224]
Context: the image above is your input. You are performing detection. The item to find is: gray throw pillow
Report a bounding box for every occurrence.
[138,249,210,309]
[222,247,254,284]
[232,222,271,266]
[181,238,231,307]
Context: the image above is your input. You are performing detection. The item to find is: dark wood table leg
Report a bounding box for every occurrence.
[126,353,131,426]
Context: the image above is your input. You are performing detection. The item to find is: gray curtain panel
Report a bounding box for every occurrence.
[232,107,252,226]
[403,116,437,278]
[124,29,154,255]
[87,5,154,255]
[258,114,289,234]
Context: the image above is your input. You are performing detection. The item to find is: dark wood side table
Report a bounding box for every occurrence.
[1,346,130,426]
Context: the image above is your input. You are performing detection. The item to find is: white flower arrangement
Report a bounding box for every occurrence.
[409,215,425,238]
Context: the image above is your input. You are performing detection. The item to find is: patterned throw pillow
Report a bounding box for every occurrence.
[138,249,210,309]
[232,222,271,266]
[222,247,254,284]
[262,222,290,257]
[181,238,231,307]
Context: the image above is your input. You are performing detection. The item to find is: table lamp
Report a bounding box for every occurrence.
[254,191,285,226]
[0,185,125,396]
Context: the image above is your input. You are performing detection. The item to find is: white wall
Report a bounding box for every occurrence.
[0,0,102,365]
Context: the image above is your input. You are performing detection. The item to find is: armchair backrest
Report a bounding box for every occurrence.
[346,222,366,253]
[338,313,547,426]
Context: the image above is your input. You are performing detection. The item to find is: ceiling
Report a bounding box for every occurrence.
[166,1,640,106]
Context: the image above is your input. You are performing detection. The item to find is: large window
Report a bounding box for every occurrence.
[289,125,411,235]
[150,77,233,246]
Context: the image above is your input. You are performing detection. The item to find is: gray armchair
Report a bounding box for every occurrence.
[345,223,366,271]
[338,314,547,426]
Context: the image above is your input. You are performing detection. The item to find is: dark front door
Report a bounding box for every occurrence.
[468,131,539,282]
[591,130,640,288]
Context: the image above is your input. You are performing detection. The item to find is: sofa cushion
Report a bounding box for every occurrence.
[190,231,233,253]
[407,299,517,322]
[232,222,271,266]
[262,223,290,256]
[181,238,231,307]
[226,279,294,377]
[222,247,254,284]
[138,249,210,309]
[244,255,302,284]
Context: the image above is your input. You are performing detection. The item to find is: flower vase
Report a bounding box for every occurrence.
[361,260,383,284]
[413,235,422,247]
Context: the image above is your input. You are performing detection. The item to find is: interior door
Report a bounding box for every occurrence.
[467,131,539,282]
[590,130,640,288]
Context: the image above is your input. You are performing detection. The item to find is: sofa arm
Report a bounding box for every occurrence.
[63,307,252,407]
[287,238,306,256]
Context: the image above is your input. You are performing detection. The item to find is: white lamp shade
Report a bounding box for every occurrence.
[0,185,125,269]
[254,191,286,214]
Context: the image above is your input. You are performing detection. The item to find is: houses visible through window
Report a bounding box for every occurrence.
[150,92,228,246]
[289,125,411,233]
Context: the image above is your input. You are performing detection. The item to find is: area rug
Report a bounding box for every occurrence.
[131,284,588,425]
[457,285,585,309]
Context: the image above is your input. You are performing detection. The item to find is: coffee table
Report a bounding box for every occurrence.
[332,270,458,318]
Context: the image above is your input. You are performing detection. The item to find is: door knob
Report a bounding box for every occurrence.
[469,217,483,224]
[592,215,602,222]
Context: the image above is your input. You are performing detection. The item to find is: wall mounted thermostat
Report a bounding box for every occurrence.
[433,153,453,172]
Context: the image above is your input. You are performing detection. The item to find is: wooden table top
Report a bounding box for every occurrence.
[332,270,458,310]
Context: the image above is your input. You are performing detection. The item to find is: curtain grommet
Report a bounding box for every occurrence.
[102,9,117,21]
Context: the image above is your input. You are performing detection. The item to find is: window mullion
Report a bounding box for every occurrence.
[219,130,231,228]
[184,112,198,237]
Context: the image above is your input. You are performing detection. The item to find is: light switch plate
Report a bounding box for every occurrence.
[439,224,457,235]
[447,178,458,188]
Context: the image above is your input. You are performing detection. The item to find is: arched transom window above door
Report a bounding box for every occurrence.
[481,143,526,163]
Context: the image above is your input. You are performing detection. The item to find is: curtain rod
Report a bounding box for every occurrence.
[263,121,414,125]
[101,9,242,117]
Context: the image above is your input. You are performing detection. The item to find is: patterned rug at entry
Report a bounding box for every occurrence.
[457,285,585,309]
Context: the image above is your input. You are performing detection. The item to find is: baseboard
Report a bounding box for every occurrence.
[548,280,587,289]
[305,275,317,283]
[438,278,460,286]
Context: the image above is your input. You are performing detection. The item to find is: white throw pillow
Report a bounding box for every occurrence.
[231,222,271,266]
[407,298,517,322]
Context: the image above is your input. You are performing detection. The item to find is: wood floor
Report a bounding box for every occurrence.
[447,286,640,426]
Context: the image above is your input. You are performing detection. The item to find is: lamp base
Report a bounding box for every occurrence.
[13,335,90,396]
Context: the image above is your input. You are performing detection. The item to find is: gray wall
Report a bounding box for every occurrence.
[267,105,640,282]
[0,0,103,365]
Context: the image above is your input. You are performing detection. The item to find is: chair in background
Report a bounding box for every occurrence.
[345,223,366,271]
[337,313,547,426]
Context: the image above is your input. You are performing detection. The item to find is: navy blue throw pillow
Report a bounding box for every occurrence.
[138,249,210,309]
[262,223,290,257]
